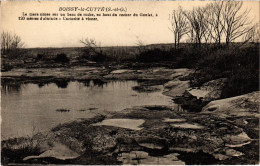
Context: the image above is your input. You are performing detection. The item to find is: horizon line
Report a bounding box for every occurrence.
[22,42,250,49]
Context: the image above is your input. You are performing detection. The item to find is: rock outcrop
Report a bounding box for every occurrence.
[163,68,194,97]
[3,102,256,165]
[185,78,227,101]
[202,91,259,117]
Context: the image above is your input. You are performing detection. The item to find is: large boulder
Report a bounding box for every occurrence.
[163,68,194,98]
[202,91,259,117]
[185,78,227,101]
[163,80,190,97]
[23,142,80,161]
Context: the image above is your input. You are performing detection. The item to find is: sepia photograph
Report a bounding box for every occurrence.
[1,1,259,165]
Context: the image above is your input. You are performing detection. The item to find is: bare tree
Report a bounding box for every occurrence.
[221,1,252,46]
[205,2,225,46]
[1,31,24,55]
[1,31,7,54]
[169,6,189,49]
[243,23,260,44]
[170,1,255,47]
[184,7,208,46]
[80,38,98,50]
[202,14,213,44]
[135,36,146,53]
[79,37,106,62]
[80,37,102,55]
[11,34,25,50]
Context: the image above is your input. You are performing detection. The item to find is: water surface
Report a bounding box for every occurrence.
[2,80,174,139]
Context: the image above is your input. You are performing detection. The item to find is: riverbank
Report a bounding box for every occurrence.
[1,66,259,165]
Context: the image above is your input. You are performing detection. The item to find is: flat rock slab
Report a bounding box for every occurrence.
[171,123,205,129]
[138,143,164,150]
[110,69,135,74]
[163,81,190,97]
[135,137,166,150]
[226,141,251,148]
[163,118,187,123]
[186,88,210,99]
[223,132,251,145]
[170,68,193,79]
[23,142,80,161]
[225,149,244,157]
[92,118,145,130]
[117,151,185,165]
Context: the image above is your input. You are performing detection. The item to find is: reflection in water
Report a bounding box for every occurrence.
[1,84,22,94]
[54,80,69,88]
[1,80,174,139]
[1,78,107,90]
[37,82,45,88]
[79,79,107,87]
[33,79,106,89]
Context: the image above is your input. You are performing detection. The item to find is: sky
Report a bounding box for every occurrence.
[1,1,259,48]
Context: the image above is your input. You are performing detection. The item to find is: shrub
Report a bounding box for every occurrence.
[81,49,109,62]
[55,53,69,63]
[221,67,259,98]
[91,52,108,62]
[191,45,259,98]
[36,54,43,61]
[221,47,259,98]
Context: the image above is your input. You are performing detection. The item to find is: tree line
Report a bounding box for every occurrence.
[169,1,259,49]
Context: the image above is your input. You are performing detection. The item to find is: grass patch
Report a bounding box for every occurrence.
[1,135,43,165]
